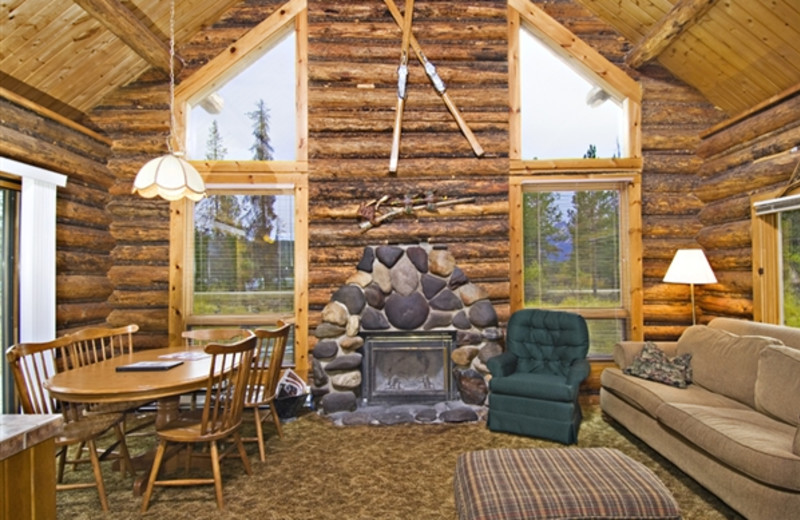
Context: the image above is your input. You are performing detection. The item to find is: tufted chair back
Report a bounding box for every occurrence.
[506,309,589,376]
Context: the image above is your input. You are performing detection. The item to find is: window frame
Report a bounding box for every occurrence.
[508,0,643,344]
[751,186,798,324]
[169,1,309,376]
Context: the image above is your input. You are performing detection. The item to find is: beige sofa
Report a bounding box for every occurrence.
[600,317,800,520]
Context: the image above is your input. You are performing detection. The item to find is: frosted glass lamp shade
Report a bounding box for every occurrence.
[132,153,205,202]
[663,249,717,285]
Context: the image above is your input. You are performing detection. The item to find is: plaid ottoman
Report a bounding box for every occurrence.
[454,447,680,520]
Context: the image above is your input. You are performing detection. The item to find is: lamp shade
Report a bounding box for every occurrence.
[132,153,205,202]
[663,249,717,285]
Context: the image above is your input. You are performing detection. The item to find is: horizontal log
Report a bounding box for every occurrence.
[310,61,508,87]
[56,275,113,301]
[703,295,752,316]
[108,289,168,307]
[57,224,115,251]
[308,86,507,110]
[0,126,114,189]
[309,131,507,158]
[106,309,168,331]
[705,248,753,270]
[641,152,702,174]
[0,99,110,161]
[59,181,109,208]
[698,94,800,158]
[57,198,110,228]
[697,125,800,178]
[697,194,751,226]
[111,244,170,264]
[642,193,702,216]
[309,217,508,246]
[642,216,702,239]
[310,21,507,44]
[642,303,693,322]
[694,151,797,203]
[310,177,509,200]
[107,265,169,287]
[57,250,113,274]
[641,172,697,193]
[106,197,171,220]
[311,200,508,221]
[307,41,509,63]
[641,126,702,152]
[309,157,509,177]
[642,101,722,126]
[57,301,113,328]
[308,1,506,20]
[308,110,508,134]
[697,220,751,250]
[642,325,689,341]
[109,221,170,243]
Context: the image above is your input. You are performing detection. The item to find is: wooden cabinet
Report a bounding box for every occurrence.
[0,415,62,520]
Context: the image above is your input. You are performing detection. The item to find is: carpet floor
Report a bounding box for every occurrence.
[57,402,742,519]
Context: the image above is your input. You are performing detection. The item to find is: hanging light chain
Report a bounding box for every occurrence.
[167,0,176,154]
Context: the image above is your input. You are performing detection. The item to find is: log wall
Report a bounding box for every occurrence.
[5,0,778,356]
[0,98,115,335]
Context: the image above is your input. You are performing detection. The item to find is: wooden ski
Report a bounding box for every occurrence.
[389,0,415,173]
[383,0,484,158]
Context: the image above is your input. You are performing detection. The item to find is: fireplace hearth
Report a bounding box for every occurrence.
[312,243,503,415]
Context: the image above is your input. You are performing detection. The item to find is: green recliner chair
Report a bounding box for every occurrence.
[487,309,590,444]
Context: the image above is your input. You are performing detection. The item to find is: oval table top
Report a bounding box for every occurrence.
[44,347,216,404]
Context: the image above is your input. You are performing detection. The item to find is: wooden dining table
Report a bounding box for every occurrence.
[43,346,221,494]
[44,346,217,430]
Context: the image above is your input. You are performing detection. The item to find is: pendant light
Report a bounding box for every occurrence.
[132,0,205,202]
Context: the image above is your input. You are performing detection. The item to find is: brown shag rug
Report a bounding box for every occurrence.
[57,403,742,519]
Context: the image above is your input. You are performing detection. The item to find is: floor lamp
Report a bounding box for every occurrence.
[663,249,717,325]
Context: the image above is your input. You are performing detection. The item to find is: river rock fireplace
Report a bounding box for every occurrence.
[312,243,503,415]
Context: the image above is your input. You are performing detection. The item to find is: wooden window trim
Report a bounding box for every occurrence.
[168,1,309,378]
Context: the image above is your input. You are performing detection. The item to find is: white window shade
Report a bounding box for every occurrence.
[0,157,67,342]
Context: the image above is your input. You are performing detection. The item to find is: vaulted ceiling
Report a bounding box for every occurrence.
[2,0,799,129]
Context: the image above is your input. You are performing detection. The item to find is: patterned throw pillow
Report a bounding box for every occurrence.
[624,342,693,388]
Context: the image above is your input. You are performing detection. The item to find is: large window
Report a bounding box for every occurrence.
[752,191,800,325]
[515,177,637,355]
[509,1,643,351]
[0,178,19,413]
[170,0,308,375]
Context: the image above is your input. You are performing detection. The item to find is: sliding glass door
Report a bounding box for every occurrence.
[0,181,20,414]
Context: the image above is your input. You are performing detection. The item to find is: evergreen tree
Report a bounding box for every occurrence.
[522,191,565,305]
[204,120,227,160]
[247,99,274,161]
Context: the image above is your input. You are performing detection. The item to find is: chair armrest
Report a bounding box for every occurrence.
[487,351,518,378]
[566,358,591,386]
[613,341,678,369]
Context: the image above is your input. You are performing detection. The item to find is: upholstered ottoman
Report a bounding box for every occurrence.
[454,447,680,520]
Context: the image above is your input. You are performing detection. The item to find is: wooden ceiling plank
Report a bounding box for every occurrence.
[71,0,179,75]
[626,0,719,69]
[728,1,800,61]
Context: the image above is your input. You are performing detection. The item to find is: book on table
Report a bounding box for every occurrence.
[115,360,184,372]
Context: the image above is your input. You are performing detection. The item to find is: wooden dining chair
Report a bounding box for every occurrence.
[141,331,258,511]
[6,336,135,512]
[181,328,254,409]
[243,322,292,462]
[67,324,154,437]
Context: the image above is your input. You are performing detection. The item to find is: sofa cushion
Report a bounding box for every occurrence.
[755,344,800,426]
[656,402,800,491]
[676,325,783,408]
[601,368,747,420]
[624,342,692,388]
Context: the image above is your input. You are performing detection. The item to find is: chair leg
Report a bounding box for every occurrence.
[234,432,252,476]
[56,446,67,483]
[269,405,284,440]
[141,439,168,512]
[209,440,224,510]
[253,408,266,462]
[86,438,109,512]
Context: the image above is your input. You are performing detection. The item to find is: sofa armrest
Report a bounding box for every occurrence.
[487,351,518,378]
[613,341,678,369]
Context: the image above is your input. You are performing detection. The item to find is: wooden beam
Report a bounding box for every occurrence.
[625,0,718,69]
[72,0,182,75]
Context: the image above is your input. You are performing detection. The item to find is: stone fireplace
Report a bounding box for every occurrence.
[312,243,503,415]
